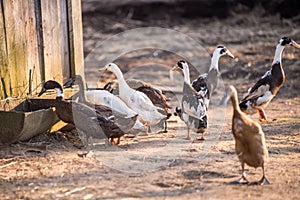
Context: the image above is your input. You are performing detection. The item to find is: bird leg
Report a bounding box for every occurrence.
[163,120,168,133]
[195,132,205,141]
[186,127,191,140]
[231,161,249,184]
[115,137,121,145]
[109,137,121,145]
[251,104,267,122]
[258,162,270,185]
[199,132,205,140]
[138,120,150,136]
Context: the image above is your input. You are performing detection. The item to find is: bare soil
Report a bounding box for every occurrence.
[1,2,300,199]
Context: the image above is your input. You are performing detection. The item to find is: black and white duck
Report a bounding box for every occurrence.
[239,37,300,121]
[38,80,137,145]
[103,79,172,133]
[192,45,235,108]
[102,63,167,136]
[222,85,270,185]
[172,61,207,140]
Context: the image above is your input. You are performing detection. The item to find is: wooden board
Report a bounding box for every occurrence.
[41,0,64,83]
[24,0,43,96]
[67,0,84,78]
[0,0,84,99]
[0,0,10,99]
[1,0,42,98]
[3,0,28,97]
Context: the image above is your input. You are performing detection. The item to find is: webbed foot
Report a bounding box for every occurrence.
[230,176,249,185]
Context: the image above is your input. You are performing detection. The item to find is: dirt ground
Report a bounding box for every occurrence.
[1,2,300,199]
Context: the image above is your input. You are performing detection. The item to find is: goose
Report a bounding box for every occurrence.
[191,45,235,108]
[103,79,172,133]
[239,37,300,121]
[172,61,207,140]
[64,75,146,133]
[222,85,270,185]
[102,63,167,135]
[38,80,136,145]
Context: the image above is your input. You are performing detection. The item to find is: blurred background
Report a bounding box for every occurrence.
[82,0,300,98]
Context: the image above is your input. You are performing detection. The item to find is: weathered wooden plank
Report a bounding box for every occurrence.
[1,0,41,98]
[0,0,10,99]
[60,0,71,83]
[4,0,28,97]
[0,0,82,99]
[67,0,84,77]
[41,0,64,83]
[24,0,42,96]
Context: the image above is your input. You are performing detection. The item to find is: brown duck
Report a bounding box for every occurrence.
[223,85,270,185]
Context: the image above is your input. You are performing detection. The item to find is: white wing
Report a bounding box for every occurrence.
[128,91,158,112]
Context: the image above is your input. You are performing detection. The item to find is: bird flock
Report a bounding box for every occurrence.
[38,37,299,185]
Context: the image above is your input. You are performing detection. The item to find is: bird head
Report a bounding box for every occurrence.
[279,37,300,49]
[63,75,83,88]
[38,80,62,97]
[215,45,235,59]
[101,63,119,73]
[172,60,188,71]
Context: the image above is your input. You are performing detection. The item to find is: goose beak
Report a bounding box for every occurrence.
[63,78,74,88]
[98,66,107,72]
[226,50,235,59]
[291,40,300,49]
[172,65,180,71]
[38,87,46,97]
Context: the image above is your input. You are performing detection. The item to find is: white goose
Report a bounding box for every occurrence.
[64,75,146,133]
[102,63,167,135]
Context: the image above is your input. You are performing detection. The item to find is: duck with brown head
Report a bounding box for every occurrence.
[222,85,270,185]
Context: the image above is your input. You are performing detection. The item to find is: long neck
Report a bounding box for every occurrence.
[272,44,285,65]
[111,66,131,93]
[230,92,241,115]
[209,51,221,71]
[183,66,191,84]
[77,78,88,103]
[55,88,64,98]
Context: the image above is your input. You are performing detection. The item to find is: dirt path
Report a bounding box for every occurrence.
[0,98,299,199]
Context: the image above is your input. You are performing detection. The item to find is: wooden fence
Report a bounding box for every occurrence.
[0,0,84,99]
